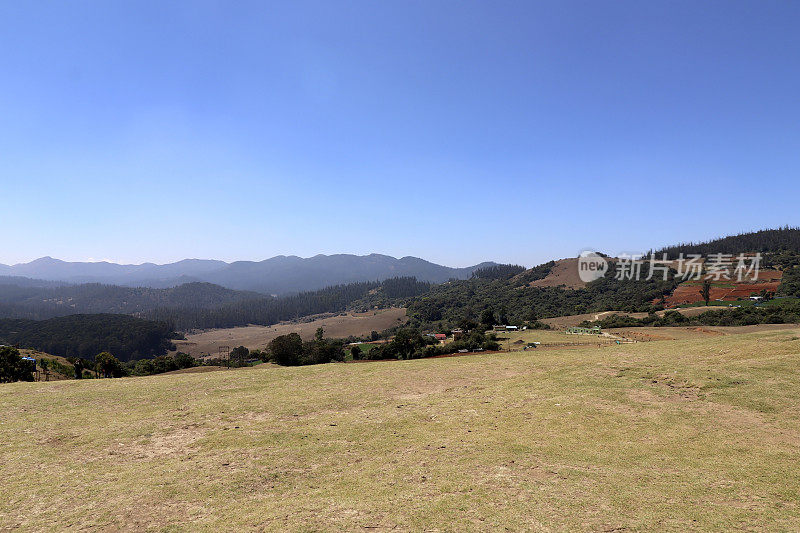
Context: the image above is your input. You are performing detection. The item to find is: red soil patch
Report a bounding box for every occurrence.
[663,270,782,307]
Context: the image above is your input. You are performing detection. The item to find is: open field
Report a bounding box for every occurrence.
[174,308,407,357]
[3,327,800,530]
[541,311,649,329]
[604,323,800,341]
[498,329,619,350]
[501,323,800,347]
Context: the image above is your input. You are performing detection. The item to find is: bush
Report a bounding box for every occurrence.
[230,346,249,364]
[173,352,197,369]
[94,352,125,378]
[350,345,363,360]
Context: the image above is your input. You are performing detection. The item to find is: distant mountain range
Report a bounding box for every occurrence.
[0,255,496,294]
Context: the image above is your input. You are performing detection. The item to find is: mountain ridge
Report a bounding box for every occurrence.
[0,254,497,294]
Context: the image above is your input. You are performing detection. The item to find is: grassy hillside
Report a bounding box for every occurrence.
[2,328,799,530]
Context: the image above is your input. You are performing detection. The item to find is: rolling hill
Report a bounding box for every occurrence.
[407,228,800,329]
[0,277,428,331]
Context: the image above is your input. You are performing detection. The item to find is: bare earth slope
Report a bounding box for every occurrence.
[526,257,587,289]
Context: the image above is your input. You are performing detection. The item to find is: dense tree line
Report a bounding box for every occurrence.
[143,281,380,330]
[360,328,499,360]
[471,264,526,280]
[778,265,800,298]
[0,314,177,361]
[378,277,432,299]
[345,277,433,311]
[145,277,437,330]
[0,282,261,320]
[766,251,800,299]
[263,326,500,365]
[656,227,800,257]
[0,276,66,288]
[129,352,198,376]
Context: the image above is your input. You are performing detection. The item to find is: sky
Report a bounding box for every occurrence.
[1,1,799,267]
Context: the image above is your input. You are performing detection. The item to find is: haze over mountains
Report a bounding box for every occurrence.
[0,254,496,294]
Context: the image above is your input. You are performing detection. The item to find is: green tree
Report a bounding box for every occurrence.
[174,352,196,369]
[350,345,363,360]
[480,308,496,327]
[699,280,712,306]
[0,346,35,383]
[498,306,509,325]
[95,352,124,378]
[132,359,156,376]
[230,346,249,365]
[268,333,304,366]
[73,358,84,379]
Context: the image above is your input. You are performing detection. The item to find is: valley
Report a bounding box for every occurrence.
[174,308,407,357]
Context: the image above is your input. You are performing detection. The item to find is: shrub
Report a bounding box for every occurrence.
[350,345,363,360]
[95,352,124,378]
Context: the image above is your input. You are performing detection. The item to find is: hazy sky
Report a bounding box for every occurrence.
[1,1,799,267]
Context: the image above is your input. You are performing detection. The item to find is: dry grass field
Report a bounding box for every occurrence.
[2,327,800,531]
[499,323,799,348]
[523,258,587,289]
[174,308,407,356]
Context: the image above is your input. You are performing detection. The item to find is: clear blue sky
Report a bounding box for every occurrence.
[1,1,799,267]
